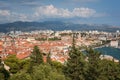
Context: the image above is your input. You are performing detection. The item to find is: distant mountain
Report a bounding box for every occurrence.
[0,21,119,32]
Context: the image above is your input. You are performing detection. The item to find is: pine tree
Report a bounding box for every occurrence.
[103,60,120,80]
[86,48,102,80]
[63,33,87,80]
[28,46,43,73]
[31,46,43,65]
[47,52,51,64]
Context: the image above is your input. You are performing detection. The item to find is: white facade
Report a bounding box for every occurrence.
[110,40,118,48]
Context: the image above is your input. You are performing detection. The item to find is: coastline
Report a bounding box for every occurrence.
[81,44,120,62]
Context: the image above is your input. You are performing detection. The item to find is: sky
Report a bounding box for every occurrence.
[0,0,120,26]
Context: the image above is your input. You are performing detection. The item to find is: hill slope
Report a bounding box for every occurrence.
[0,21,119,32]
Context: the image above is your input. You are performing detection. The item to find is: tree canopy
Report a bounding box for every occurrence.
[1,45,120,80]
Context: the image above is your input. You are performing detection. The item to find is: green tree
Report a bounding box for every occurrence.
[31,64,66,80]
[19,59,30,71]
[10,64,67,80]
[101,60,120,80]
[4,55,29,74]
[28,46,43,73]
[30,46,43,65]
[9,71,32,80]
[86,48,103,80]
[0,57,10,80]
[4,55,20,74]
[50,61,63,73]
[47,52,51,64]
[85,48,120,80]
[63,34,87,80]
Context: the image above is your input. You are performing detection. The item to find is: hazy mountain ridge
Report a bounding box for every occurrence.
[0,21,119,32]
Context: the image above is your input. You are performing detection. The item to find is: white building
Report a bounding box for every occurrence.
[110,40,118,48]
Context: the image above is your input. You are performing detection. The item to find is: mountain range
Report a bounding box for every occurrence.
[0,21,119,32]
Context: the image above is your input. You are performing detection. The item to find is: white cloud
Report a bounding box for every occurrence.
[34,5,96,18]
[0,10,10,16]
[72,8,96,17]
[9,12,29,22]
[34,5,72,18]
[0,10,32,23]
[0,5,106,23]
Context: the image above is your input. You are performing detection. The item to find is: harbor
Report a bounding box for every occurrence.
[95,46,120,60]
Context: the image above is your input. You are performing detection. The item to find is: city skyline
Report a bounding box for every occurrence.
[0,0,120,26]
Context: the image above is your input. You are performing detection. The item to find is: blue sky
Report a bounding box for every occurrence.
[0,0,120,26]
